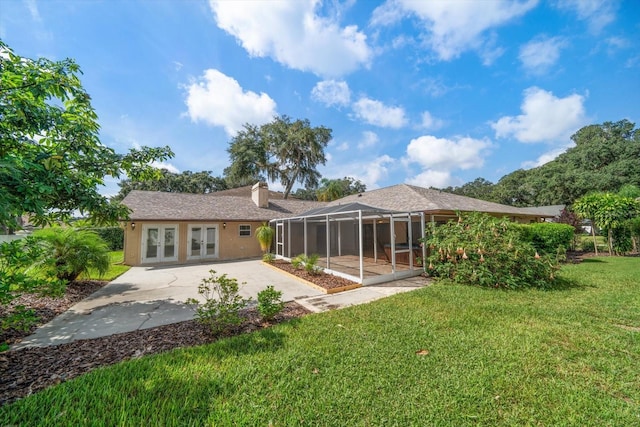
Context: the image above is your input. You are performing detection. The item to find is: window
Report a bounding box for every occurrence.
[239,224,251,237]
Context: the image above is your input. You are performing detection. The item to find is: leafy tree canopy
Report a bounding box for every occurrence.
[317,177,366,201]
[0,40,173,228]
[441,120,640,207]
[224,115,332,199]
[113,169,228,202]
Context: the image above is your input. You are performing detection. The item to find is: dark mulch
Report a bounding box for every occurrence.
[270,260,358,291]
[0,280,107,345]
[0,302,309,406]
[1,260,355,406]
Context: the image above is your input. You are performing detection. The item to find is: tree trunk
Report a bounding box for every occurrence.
[591,222,598,256]
[607,228,613,256]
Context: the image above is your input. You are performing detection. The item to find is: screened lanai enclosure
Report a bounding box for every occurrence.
[271,203,426,285]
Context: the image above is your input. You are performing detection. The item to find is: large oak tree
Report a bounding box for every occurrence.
[225,115,332,199]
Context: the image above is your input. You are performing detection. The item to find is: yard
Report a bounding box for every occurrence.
[1,256,639,425]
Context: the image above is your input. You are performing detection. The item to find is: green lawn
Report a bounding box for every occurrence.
[2,257,639,425]
[80,250,130,281]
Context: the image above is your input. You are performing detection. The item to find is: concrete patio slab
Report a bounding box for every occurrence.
[13,260,429,349]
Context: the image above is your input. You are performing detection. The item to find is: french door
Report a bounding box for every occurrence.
[188,224,219,260]
[142,225,178,263]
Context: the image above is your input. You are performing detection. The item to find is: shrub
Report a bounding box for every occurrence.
[517,222,574,257]
[262,252,275,263]
[0,238,64,334]
[186,270,250,335]
[291,253,321,275]
[32,227,110,283]
[85,227,124,251]
[257,285,285,321]
[423,212,560,289]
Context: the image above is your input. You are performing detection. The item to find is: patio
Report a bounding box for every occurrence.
[271,203,427,285]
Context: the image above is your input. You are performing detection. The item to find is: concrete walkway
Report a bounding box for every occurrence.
[13,260,429,349]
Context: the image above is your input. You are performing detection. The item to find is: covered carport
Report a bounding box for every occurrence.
[271,203,426,285]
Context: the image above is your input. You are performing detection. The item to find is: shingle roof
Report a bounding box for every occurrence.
[327,184,546,217]
[122,191,326,221]
[208,185,288,199]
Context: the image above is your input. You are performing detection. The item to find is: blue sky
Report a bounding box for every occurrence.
[2,0,639,195]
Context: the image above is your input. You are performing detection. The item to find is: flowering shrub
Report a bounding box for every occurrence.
[422,212,560,289]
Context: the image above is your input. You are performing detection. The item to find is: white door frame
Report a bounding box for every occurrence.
[141,224,179,264]
[187,224,220,260]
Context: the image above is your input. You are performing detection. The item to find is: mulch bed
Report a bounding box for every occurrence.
[1,283,310,406]
[270,259,358,291]
[0,280,107,345]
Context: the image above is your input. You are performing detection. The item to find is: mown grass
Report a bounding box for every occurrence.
[80,250,130,281]
[2,257,639,425]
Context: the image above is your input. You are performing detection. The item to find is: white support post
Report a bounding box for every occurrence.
[325,215,330,269]
[373,219,378,262]
[390,214,396,274]
[287,219,291,258]
[421,212,427,273]
[408,213,413,270]
[358,210,364,283]
[303,217,307,256]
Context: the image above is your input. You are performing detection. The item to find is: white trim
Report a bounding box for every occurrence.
[141,224,179,264]
[187,224,219,260]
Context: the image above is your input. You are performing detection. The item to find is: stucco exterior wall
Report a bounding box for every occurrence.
[123,220,267,266]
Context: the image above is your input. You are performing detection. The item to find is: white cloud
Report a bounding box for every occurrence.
[150,161,180,174]
[184,69,277,135]
[210,0,372,77]
[490,87,587,144]
[420,111,445,130]
[556,0,617,33]
[358,131,379,150]
[311,80,351,107]
[25,0,42,22]
[406,135,491,171]
[521,144,573,169]
[355,155,395,189]
[372,0,538,62]
[406,170,459,189]
[519,35,568,75]
[352,97,407,128]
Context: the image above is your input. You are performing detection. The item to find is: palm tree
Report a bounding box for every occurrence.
[33,227,110,283]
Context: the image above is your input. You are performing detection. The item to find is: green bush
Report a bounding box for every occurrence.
[85,227,124,251]
[257,285,285,321]
[0,238,64,335]
[291,253,321,275]
[186,270,250,335]
[262,252,275,263]
[32,227,110,283]
[423,212,560,289]
[517,222,574,256]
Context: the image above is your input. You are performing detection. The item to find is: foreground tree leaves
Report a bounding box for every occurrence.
[0,39,173,228]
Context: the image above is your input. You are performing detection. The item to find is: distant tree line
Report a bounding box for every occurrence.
[441,120,640,207]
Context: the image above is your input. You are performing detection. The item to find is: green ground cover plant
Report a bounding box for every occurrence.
[2,257,638,425]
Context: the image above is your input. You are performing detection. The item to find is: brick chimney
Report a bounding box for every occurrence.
[252,182,269,208]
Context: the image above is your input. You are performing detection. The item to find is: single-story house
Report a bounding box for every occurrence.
[122,182,550,284]
[270,184,549,285]
[121,183,325,266]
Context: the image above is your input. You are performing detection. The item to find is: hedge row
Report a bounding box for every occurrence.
[84,227,124,251]
[516,222,574,255]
